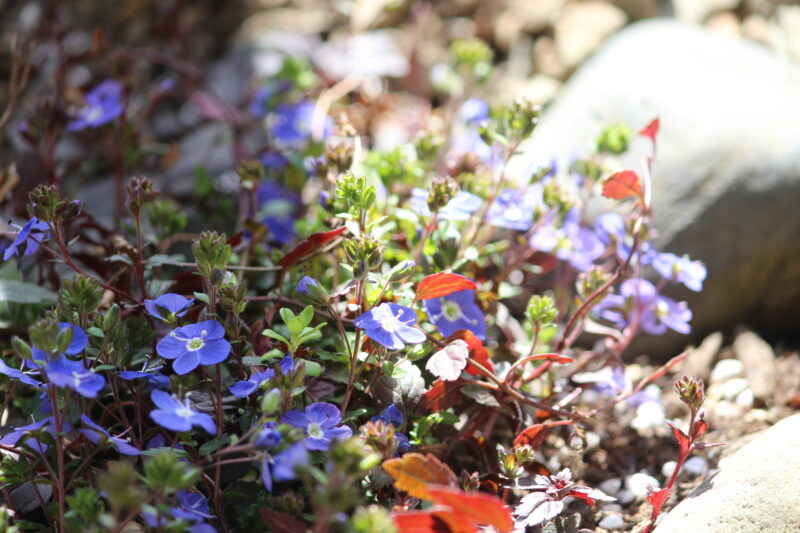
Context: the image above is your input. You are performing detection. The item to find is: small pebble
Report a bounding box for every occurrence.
[719,378,749,399]
[616,489,634,505]
[631,401,666,431]
[662,460,677,478]
[712,399,742,419]
[626,472,660,500]
[736,388,754,408]
[599,477,622,496]
[585,431,602,449]
[683,456,709,477]
[710,358,743,382]
[598,514,625,530]
[602,503,623,513]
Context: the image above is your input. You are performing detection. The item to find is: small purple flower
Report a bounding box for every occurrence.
[261,441,309,492]
[652,252,706,292]
[270,100,330,146]
[486,186,543,231]
[424,289,486,340]
[296,276,320,297]
[0,417,64,454]
[118,370,170,390]
[459,98,489,124]
[0,359,43,388]
[172,491,214,523]
[3,217,49,261]
[230,356,293,398]
[530,209,605,271]
[149,390,216,434]
[595,279,692,335]
[78,414,140,456]
[254,421,282,450]
[249,81,286,118]
[261,151,289,170]
[156,320,231,375]
[67,80,124,131]
[256,180,299,246]
[144,293,194,322]
[371,404,410,453]
[353,303,426,351]
[410,188,482,222]
[281,402,353,451]
[45,357,105,398]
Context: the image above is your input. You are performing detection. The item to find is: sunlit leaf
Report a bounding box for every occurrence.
[382,453,458,500]
[414,273,476,301]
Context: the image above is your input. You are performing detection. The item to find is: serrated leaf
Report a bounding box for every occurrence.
[382,453,458,500]
[0,280,57,304]
[414,273,476,302]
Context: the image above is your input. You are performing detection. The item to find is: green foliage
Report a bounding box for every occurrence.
[143,452,201,495]
[262,305,327,355]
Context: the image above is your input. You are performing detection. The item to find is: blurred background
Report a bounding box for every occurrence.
[1,0,799,357]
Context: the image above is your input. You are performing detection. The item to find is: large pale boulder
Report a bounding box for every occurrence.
[511,19,800,357]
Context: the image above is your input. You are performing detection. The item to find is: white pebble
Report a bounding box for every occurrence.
[710,358,743,382]
[736,388,754,408]
[662,460,677,478]
[625,473,660,500]
[719,378,749,399]
[683,456,709,477]
[616,489,634,505]
[631,402,666,431]
[599,478,622,496]
[599,514,625,530]
[585,431,602,449]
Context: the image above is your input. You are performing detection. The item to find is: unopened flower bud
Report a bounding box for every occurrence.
[674,375,705,411]
[296,276,329,306]
[388,260,416,283]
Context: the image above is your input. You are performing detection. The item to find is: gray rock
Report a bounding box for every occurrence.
[732,330,777,401]
[655,414,800,532]
[511,20,800,357]
[10,481,52,514]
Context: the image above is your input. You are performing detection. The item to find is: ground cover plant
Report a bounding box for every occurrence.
[0,29,718,533]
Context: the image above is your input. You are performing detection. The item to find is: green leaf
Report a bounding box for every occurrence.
[279,308,295,325]
[300,359,322,377]
[299,305,314,327]
[86,327,105,338]
[262,329,289,345]
[198,435,231,457]
[0,280,57,304]
[193,292,210,304]
[287,318,303,340]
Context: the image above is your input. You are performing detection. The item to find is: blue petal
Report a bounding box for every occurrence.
[156,334,186,360]
[229,380,258,398]
[150,409,192,432]
[281,410,310,429]
[191,413,217,435]
[305,402,340,425]
[150,390,180,411]
[196,338,230,366]
[261,457,273,491]
[396,325,426,345]
[172,351,201,375]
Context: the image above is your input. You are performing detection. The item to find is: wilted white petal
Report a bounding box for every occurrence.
[425,339,469,381]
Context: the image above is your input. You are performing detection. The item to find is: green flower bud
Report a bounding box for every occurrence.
[126,176,160,216]
[58,276,102,319]
[192,232,231,280]
[28,184,61,222]
[235,160,265,191]
[674,375,705,411]
[11,336,33,361]
[387,260,416,283]
[427,177,459,212]
[596,123,633,155]
[260,388,281,415]
[347,505,397,533]
[526,294,558,325]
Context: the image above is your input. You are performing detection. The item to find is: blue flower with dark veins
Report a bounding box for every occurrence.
[149,390,217,434]
[424,289,487,340]
[67,80,124,131]
[79,414,140,456]
[282,402,353,451]
[354,303,426,351]
[156,320,231,375]
[270,100,331,146]
[254,421,282,450]
[0,417,71,454]
[229,355,293,398]
[256,180,300,246]
[144,293,194,322]
[261,441,309,492]
[3,217,49,261]
[486,185,543,231]
[45,357,105,398]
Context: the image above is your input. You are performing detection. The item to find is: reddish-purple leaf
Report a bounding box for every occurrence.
[524,353,573,364]
[647,487,671,515]
[639,117,660,143]
[278,226,347,269]
[259,508,307,533]
[414,273,476,301]
[422,378,470,413]
[601,170,643,202]
[427,486,515,533]
[668,423,691,457]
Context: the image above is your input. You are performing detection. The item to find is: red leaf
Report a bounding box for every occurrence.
[448,330,493,376]
[392,511,455,533]
[427,486,515,533]
[639,117,660,143]
[414,273,476,301]
[525,353,573,364]
[601,170,643,201]
[422,378,469,413]
[647,487,671,515]
[513,419,574,448]
[668,423,690,457]
[259,508,307,533]
[382,454,459,501]
[278,226,347,269]
[691,418,708,441]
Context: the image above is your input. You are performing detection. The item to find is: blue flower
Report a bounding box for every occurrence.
[353,303,426,351]
[270,100,330,146]
[230,356,293,398]
[261,441,309,492]
[410,188,482,222]
[67,80,124,131]
[78,414,140,456]
[459,98,489,124]
[651,252,706,292]
[249,81,288,118]
[256,180,300,246]
[594,279,692,335]
[3,217,49,261]
[118,370,170,390]
[529,209,605,271]
[144,293,194,322]
[156,320,231,375]
[281,402,353,451]
[0,417,63,454]
[424,289,486,340]
[371,404,410,453]
[486,186,543,231]
[149,390,217,434]
[45,357,105,398]
[254,421,282,450]
[0,359,43,388]
[172,491,215,523]
[296,276,320,297]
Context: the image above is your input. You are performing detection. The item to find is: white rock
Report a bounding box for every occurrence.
[625,472,660,500]
[683,456,710,477]
[710,359,743,382]
[599,478,622,496]
[712,400,742,419]
[718,378,749,399]
[631,401,666,431]
[554,1,627,69]
[662,460,678,478]
[599,514,625,529]
[736,388,754,408]
[616,489,634,505]
[673,0,740,23]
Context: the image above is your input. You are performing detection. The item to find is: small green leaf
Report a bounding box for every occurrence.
[262,329,289,345]
[193,292,210,304]
[86,327,105,338]
[279,308,295,325]
[0,280,57,304]
[300,359,322,377]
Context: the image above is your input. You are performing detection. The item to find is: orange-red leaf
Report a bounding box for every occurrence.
[602,170,643,201]
[422,378,469,413]
[382,453,459,500]
[278,226,347,269]
[525,353,573,364]
[393,511,452,533]
[448,330,494,376]
[427,486,515,533]
[639,117,660,143]
[513,420,575,448]
[647,487,671,515]
[414,273,476,301]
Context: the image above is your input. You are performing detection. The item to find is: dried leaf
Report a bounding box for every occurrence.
[382,453,458,500]
[414,272,476,301]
